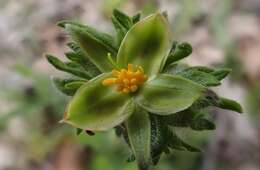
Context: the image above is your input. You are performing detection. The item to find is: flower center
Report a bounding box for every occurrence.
[102,64,148,93]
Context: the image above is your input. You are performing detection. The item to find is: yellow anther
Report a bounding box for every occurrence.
[130,85,138,92]
[122,88,130,93]
[130,78,137,84]
[112,70,120,76]
[102,64,148,93]
[128,64,133,71]
[102,78,116,86]
[123,79,130,84]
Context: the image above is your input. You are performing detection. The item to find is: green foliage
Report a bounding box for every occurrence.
[66,42,101,77]
[165,42,192,67]
[46,10,242,170]
[218,97,243,113]
[177,68,221,86]
[52,77,86,96]
[126,107,151,170]
[149,115,201,165]
[46,54,91,79]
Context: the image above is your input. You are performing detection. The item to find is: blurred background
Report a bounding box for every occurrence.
[1,0,260,170]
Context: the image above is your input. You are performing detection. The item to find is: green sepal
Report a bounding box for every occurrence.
[219,97,243,113]
[135,74,205,115]
[46,54,91,79]
[64,73,134,131]
[117,13,171,77]
[126,106,151,170]
[52,77,86,96]
[164,42,192,67]
[62,21,117,72]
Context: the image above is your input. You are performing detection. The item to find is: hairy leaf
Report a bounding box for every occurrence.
[46,54,91,79]
[177,69,221,87]
[219,97,243,113]
[52,77,86,96]
[66,42,101,77]
[211,68,231,81]
[165,42,192,66]
[126,107,151,170]
[63,22,117,72]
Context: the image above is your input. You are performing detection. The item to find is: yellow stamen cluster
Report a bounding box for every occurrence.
[102,64,148,93]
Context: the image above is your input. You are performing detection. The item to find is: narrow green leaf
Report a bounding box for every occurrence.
[46,54,91,79]
[190,89,219,110]
[185,66,214,73]
[58,20,117,51]
[219,97,243,113]
[65,52,83,63]
[65,81,85,90]
[164,111,195,127]
[211,68,231,81]
[135,74,205,115]
[64,22,117,72]
[177,69,221,87]
[169,134,201,152]
[111,16,127,46]
[165,42,192,66]
[67,42,101,77]
[52,77,86,96]
[150,115,172,165]
[65,61,83,68]
[113,9,132,29]
[126,107,151,170]
[190,118,216,131]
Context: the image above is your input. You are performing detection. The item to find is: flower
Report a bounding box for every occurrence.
[62,13,205,131]
[102,64,148,93]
